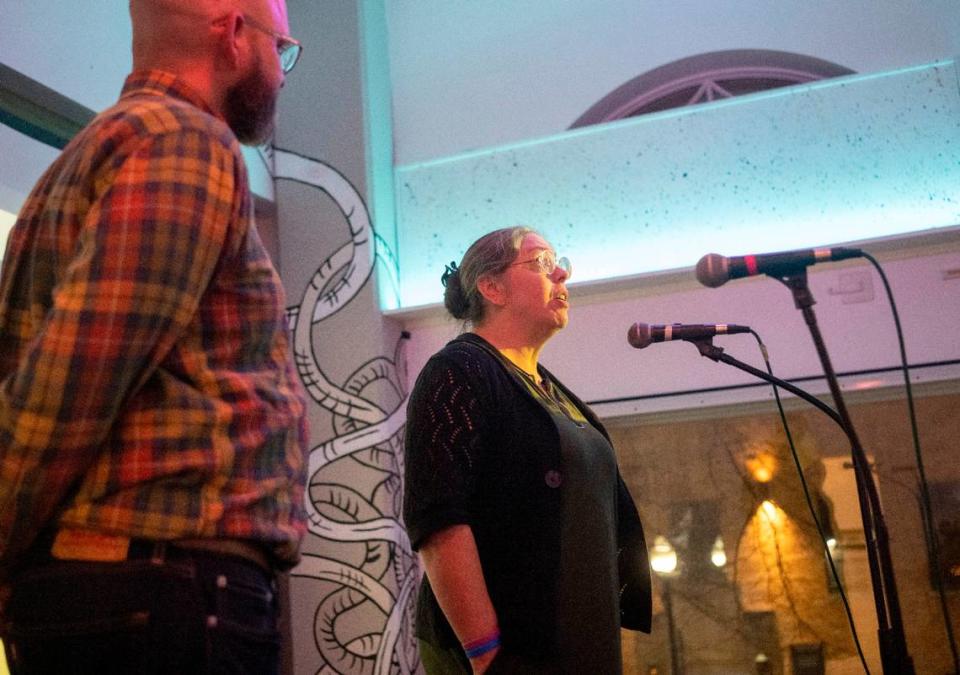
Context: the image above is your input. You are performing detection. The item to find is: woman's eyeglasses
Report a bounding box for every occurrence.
[510,250,572,279]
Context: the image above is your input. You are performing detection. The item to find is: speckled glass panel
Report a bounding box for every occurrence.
[393,60,959,309]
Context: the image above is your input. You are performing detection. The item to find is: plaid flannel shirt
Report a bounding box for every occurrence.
[0,71,308,576]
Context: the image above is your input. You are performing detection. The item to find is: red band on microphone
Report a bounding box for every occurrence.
[744,255,758,276]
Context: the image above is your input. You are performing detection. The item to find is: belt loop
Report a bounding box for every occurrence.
[151,541,167,565]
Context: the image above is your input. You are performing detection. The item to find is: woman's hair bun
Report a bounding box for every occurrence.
[441,262,470,319]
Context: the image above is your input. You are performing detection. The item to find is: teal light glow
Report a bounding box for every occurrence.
[359,0,401,311]
[391,60,960,309]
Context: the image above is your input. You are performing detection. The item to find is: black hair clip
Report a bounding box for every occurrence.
[441,261,459,287]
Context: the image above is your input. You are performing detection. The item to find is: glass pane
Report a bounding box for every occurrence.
[611,391,960,674]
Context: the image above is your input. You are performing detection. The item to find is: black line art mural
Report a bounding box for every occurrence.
[272,148,419,675]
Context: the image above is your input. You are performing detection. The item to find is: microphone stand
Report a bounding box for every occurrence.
[766,269,913,675]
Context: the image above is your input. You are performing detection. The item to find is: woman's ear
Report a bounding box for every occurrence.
[476,275,507,307]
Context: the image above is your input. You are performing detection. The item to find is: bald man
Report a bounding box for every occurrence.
[0,1,307,672]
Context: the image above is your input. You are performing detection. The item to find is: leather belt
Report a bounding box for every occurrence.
[165,538,273,574]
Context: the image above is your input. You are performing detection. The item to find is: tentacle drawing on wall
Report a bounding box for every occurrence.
[273,148,418,675]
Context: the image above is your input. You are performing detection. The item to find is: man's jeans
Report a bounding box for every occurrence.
[4,544,280,675]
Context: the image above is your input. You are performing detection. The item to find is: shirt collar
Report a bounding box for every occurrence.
[120,70,217,117]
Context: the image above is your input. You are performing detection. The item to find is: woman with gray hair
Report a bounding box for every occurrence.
[403,227,651,673]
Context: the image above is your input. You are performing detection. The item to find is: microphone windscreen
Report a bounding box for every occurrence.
[695,253,728,288]
[627,322,653,349]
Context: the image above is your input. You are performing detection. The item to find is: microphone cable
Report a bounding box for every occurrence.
[750,329,871,675]
[861,252,960,673]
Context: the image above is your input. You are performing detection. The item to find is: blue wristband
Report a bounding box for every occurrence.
[463,632,501,659]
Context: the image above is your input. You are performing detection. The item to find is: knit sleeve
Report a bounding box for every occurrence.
[402,353,487,550]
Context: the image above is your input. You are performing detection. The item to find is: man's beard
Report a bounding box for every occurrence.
[224,57,278,146]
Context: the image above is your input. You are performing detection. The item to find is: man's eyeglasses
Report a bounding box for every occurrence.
[510,250,572,279]
[244,15,303,74]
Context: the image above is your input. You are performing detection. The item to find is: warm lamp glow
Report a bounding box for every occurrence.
[745,451,777,483]
[710,535,727,568]
[650,535,678,575]
[753,466,773,482]
[760,499,780,524]
[849,378,885,391]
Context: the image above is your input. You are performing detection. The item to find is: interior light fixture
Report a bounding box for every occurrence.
[650,535,678,575]
[710,535,727,568]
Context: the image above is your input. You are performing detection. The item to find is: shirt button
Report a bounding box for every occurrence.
[544,470,562,488]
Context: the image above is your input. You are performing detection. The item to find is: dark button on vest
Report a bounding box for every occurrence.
[544,470,562,488]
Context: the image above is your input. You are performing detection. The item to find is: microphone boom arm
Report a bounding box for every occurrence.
[688,338,844,428]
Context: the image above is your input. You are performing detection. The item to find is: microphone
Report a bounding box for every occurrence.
[627,322,751,349]
[696,247,863,288]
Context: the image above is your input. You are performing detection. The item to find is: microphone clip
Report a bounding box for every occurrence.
[774,269,816,311]
[690,337,726,362]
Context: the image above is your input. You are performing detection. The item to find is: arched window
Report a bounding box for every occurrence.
[571,49,855,127]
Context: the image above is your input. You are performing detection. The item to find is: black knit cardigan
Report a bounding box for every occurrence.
[403,333,652,662]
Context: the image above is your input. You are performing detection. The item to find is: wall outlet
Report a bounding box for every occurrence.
[827,269,874,304]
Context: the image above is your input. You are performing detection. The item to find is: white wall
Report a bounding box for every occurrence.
[386,0,960,164]
[398,240,960,416]
[274,3,418,673]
